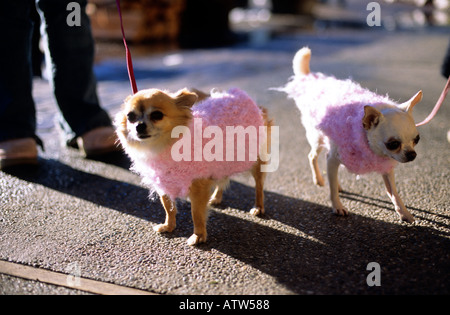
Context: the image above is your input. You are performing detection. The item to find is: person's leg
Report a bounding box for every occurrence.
[0,0,37,142]
[0,0,39,169]
[36,0,113,148]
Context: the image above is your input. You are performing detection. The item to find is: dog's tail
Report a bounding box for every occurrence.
[293,47,311,76]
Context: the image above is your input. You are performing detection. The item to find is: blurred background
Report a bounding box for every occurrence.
[31,0,450,69]
[85,0,450,47]
[31,0,450,134]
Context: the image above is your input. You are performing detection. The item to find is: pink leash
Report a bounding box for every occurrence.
[416,76,450,127]
[115,0,138,94]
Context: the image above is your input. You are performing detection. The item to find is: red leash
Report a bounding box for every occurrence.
[416,76,450,127]
[115,0,138,94]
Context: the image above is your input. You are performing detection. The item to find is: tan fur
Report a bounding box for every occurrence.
[293,47,311,76]
[116,89,196,156]
[115,88,272,245]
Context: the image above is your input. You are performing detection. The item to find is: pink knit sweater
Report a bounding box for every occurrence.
[281,73,398,175]
[132,88,265,199]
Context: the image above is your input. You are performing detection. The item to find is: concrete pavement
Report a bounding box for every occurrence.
[1,24,449,294]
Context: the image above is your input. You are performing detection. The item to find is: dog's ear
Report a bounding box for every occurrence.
[189,88,210,102]
[363,106,383,130]
[172,88,198,108]
[399,90,422,114]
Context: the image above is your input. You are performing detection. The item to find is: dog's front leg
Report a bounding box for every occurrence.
[249,158,266,216]
[327,148,348,216]
[382,171,415,223]
[187,178,214,245]
[154,195,177,233]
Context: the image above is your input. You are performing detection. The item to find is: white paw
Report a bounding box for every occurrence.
[187,233,207,246]
[210,196,222,206]
[314,176,325,187]
[250,207,264,216]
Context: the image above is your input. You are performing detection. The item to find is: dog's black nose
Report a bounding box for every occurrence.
[405,151,417,162]
[136,123,147,134]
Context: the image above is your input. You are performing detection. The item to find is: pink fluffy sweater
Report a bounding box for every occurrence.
[281,72,398,175]
[132,88,265,199]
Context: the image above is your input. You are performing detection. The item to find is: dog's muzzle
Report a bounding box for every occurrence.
[136,123,150,139]
[405,151,417,162]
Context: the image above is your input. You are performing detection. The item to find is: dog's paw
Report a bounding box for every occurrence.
[395,206,415,223]
[332,206,349,216]
[187,233,207,246]
[314,176,325,187]
[153,223,175,233]
[399,213,415,224]
[250,207,264,216]
[210,196,222,206]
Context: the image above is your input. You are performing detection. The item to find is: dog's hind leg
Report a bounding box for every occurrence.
[250,158,266,216]
[210,178,229,205]
[309,145,325,187]
[210,186,224,206]
[305,129,325,187]
[327,145,348,216]
[249,111,272,217]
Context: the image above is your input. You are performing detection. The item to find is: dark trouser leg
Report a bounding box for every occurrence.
[0,0,37,142]
[36,0,111,145]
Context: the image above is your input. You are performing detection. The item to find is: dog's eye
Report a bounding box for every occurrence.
[127,112,138,123]
[149,110,164,121]
[385,140,401,151]
[413,135,420,145]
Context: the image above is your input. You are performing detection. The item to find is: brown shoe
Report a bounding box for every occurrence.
[0,138,38,170]
[77,126,120,158]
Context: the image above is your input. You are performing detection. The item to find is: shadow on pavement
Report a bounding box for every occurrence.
[205,181,450,294]
[4,159,449,294]
[339,190,450,232]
